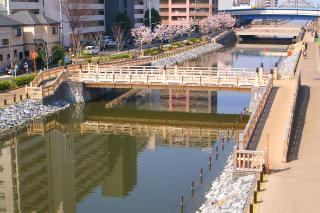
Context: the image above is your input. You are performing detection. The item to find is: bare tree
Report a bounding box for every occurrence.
[62,0,85,60]
[112,24,125,52]
[92,31,103,56]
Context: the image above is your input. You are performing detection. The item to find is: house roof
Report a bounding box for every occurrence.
[0,13,23,27]
[9,10,59,26]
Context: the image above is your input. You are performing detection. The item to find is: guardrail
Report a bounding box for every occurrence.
[282,73,301,162]
[243,77,273,149]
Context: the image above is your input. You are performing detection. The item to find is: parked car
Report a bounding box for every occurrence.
[6,59,33,75]
[84,46,100,55]
[106,41,117,46]
[103,36,112,43]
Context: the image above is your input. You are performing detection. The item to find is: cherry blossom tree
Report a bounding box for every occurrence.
[199,13,235,37]
[131,26,154,56]
[166,25,179,44]
[216,12,236,29]
[175,18,194,38]
[153,24,168,50]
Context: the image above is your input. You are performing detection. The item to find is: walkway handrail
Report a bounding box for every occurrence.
[243,77,273,149]
[42,70,67,97]
[282,73,301,162]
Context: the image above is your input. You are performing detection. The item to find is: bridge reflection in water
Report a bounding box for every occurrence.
[0,102,248,213]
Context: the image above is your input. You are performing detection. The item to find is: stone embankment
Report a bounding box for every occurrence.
[0,100,69,136]
[199,156,255,213]
[151,43,223,67]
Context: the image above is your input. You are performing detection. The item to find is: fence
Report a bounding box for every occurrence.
[233,147,266,173]
[282,73,301,162]
[242,77,273,149]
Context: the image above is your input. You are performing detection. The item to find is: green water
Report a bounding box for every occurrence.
[0,44,283,213]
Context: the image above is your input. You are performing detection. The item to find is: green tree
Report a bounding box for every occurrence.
[116,12,133,38]
[143,8,161,30]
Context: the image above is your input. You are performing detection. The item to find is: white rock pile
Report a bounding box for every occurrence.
[199,155,255,213]
[0,100,69,135]
[151,43,223,67]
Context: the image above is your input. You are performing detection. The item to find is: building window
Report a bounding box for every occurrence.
[25,51,30,57]
[14,49,17,58]
[16,27,22,37]
[1,39,9,46]
[52,26,58,35]
[19,52,23,60]
[0,55,3,62]
[6,54,10,60]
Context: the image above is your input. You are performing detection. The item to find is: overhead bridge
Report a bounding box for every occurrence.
[235,26,302,38]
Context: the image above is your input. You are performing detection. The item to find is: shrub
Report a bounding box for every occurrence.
[0,80,14,91]
[189,38,200,43]
[14,74,35,87]
[109,53,131,60]
[144,48,160,56]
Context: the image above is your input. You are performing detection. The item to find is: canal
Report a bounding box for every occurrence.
[0,42,285,213]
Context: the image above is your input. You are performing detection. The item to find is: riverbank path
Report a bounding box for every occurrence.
[258,33,320,213]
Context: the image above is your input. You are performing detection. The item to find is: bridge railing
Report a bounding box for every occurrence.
[25,86,43,100]
[243,77,273,149]
[80,66,268,87]
[282,73,301,162]
[31,67,64,87]
[42,71,67,97]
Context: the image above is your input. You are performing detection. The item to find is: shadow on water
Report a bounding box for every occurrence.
[247,87,278,150]
[287,85,310,161]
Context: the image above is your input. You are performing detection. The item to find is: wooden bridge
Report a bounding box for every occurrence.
[26,64,271,100]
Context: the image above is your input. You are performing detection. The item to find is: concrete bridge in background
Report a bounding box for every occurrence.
[229,8,320,20]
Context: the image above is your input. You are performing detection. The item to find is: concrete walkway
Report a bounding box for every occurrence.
[258,34,320,213]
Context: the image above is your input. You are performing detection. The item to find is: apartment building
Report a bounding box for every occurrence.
[0,0,105,46]
[0,13,24,71]
[105,0,159,33]
[159,0,218,25]
[10,10,60,57]
[133,0,159,27]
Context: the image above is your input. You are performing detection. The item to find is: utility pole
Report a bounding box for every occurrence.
[148,0,152,30]
[59,0,64,46]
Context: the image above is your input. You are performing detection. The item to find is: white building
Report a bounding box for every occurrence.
[0,0,105,46]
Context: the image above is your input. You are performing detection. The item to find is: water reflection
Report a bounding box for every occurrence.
[0,97,247,213]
